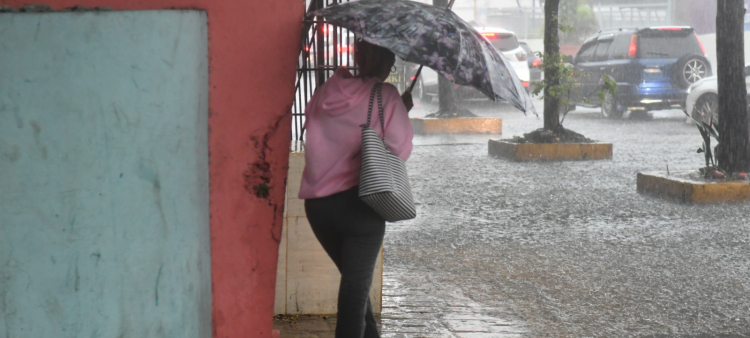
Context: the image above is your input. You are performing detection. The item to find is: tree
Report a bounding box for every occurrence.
[543,0,562,131]
[558,0,599,45]
[539,0,599,44]
[527,0,612,143]
[716,1,750,173]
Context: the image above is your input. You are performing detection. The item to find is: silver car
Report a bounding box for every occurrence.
[415,27,530,102]
[686,64,750,123]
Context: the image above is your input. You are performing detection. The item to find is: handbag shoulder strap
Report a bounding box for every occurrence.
[364,82,386,140]
[376,83,385,138]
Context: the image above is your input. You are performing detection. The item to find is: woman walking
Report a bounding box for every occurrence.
[298,39,414,338]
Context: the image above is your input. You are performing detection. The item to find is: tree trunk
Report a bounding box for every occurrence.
[434,0,454,115]
[716,1,750,173]
[543,0,561,131]
[438,74,457,113]
[430,0,475,118]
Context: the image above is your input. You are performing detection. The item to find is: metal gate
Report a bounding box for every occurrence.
[291,0,408,141]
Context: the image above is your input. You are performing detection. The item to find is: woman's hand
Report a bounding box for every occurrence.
[401,92,414,112]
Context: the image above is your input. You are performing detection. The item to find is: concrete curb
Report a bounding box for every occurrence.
[410,117,502,134]
[488,139,613,161]
[637,171,750,203]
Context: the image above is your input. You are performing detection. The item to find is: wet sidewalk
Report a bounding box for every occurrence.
[274,267,527,338]
[276,101,750,337]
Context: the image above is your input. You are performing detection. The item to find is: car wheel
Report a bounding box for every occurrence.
[673,54,711,89]
[692,93,719,125]
[601,92,624,119]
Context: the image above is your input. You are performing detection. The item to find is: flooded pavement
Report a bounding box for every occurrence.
[383,99,750,337]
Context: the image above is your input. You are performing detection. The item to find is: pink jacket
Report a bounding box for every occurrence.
[299,68,414,199]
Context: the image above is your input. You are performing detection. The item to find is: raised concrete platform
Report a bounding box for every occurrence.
[410,117,502,134]
[637,171,750,204]
[488,139,613,161]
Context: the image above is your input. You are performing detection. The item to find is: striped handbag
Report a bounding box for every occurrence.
[358,83,416,222]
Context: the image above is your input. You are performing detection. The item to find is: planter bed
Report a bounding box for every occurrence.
[409,117,502,134]
[637,171,750,204]
[488,139,613,161]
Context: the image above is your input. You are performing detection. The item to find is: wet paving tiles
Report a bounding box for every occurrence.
[381,267,528,338]
[275,265,527,338]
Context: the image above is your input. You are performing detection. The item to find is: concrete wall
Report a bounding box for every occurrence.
[0,0,302,336]
[0,11,210,337]
[274,149,382,315]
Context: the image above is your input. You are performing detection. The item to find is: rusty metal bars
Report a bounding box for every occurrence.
[291,0,357,141]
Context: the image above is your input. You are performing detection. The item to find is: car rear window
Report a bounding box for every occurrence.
[637,29,702,58]
[485,33,519,52]
[593,40,612,61]
[576,41,596,63]
[611,34,633,59]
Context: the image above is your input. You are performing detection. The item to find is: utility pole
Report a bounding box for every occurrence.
[474,0,477,22]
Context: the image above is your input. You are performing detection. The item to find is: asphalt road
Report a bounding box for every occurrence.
[382,98,750,337]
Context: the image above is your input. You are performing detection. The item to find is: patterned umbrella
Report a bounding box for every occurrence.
[308,0,537,115]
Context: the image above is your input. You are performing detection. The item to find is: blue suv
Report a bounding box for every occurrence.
[570,26,711,118]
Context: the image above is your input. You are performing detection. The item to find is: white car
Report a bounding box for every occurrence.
[686,63,750,123]
[414,27,531,102]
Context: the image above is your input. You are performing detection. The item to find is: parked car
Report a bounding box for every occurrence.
[685,64,750,124]
[569,26,711,118]
[414,27,531,102]
[323,34,355,67]
[519,41,543,84]
[302,30,356,68]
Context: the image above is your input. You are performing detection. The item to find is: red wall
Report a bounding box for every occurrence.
[0,0,300,337]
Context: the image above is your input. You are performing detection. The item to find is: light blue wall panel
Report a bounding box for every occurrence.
[0,11,210,338]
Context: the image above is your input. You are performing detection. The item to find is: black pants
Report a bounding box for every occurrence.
[305,186,385,338]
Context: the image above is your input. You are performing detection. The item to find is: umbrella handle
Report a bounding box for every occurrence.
[405,65,424,95]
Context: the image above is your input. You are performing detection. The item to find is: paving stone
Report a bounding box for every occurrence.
[456,333,525,338]
[488,325,527,334]
[447,320,491,332]
[381,313,434,320]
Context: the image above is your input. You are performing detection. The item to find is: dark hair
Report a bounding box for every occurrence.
[354,39,395,79]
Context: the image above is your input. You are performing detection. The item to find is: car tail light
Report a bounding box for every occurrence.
[337,45,353,53]
[628,34,638,58]
[516,51,527,61]
[532,58,542,67]
[481,32,496,38]
[695,32,707,55]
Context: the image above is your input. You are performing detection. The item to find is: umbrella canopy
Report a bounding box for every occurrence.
[308,0,537,115]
